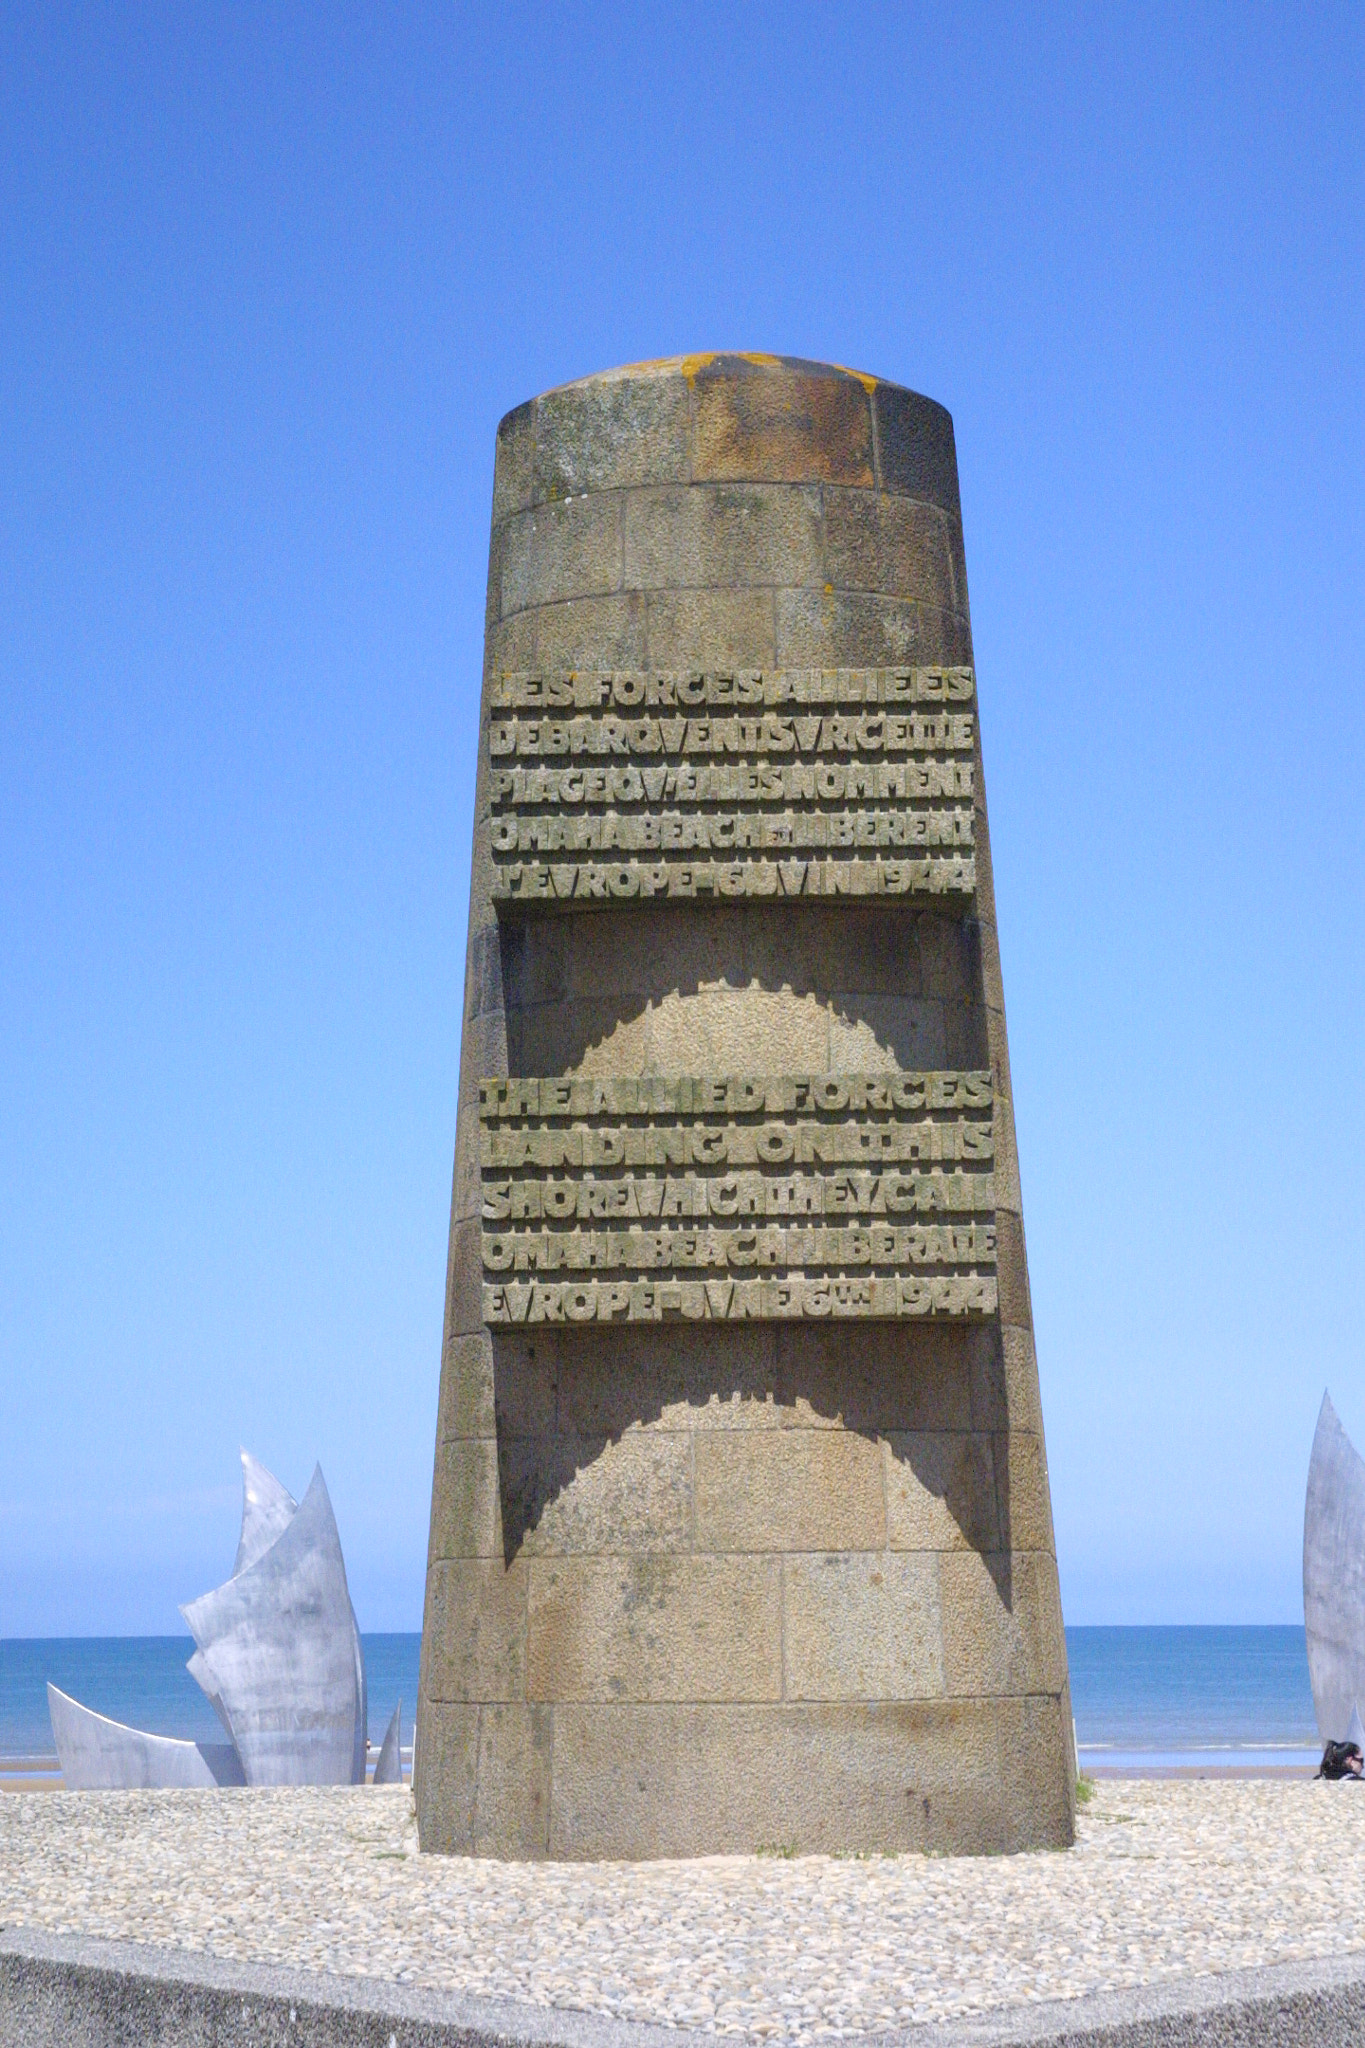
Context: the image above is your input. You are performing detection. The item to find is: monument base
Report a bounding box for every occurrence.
[417,1697,1073,1860]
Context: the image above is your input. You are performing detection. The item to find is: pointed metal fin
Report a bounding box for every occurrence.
[181,1464,364,1784]
[1304,1391,1365,1742]
[233,1449,297,1577]
[372,1701,402,1784]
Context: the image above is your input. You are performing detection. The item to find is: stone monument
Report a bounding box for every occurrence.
[416,354,1075,1858]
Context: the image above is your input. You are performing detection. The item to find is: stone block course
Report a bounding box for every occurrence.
[692,1430,887,1552]
[423,1559,526,1702]
[437,1331,497,1442]
[827,990,947,1071]
[783,1552,945,1700]
[642,585,776,667]
[747,901,927,997]
[482,607,536,675]
[995,1429,1058,1555]
[500,1429,693,1556]
[775,1322,974,1433]
[940,1547,1068,1696]
[470,1702,554,1856]
[998,1325,1044,1435]
[534,371,692,505]
[882,1430,1001,1553]
[994,1209,1034,1330]
[526,1556,783,1702]
[622,482,824,591]
[971,802,1000,926]
[775,585,930,667]
[490,398,536,524]
[499,494,623,615]
[464,919,504,1022]
[692,357,875,486]
[488,1335,558,1439]
[557,905,737,1001]
[545,1697,1058,1858]
[643,983,831,1073]
[531,591,648,669]
[428,1437,503,1559]
[821,486,958,607]
[989,1079,1024,1211]
[412,1701,478,1851]
[444,1214,488,1332]
[506,994,642,1077]
[944,995,991,1070]
[872,379,963,519]
[553,1323,781,1435]
[919,909,978,1002]
[966,1324,1011,1434]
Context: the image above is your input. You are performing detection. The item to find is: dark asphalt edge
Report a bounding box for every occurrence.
[4,1924,1365,2046]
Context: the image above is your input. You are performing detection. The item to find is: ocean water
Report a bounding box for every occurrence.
[0,1633,421,1766]
[0,1626,1323,1774]
[1068,1625,1320,1770]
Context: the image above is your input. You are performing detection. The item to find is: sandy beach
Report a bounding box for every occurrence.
[0,1757,63,1792]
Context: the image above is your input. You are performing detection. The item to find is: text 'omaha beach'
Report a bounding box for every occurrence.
[488,665,978,906]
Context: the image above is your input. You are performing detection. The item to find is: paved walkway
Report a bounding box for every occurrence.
[1,1780,1361,2038]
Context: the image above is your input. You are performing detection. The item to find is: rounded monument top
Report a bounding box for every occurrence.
[492,353,960,525]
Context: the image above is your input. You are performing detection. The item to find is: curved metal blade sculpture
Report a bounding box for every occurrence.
[1303,1391,1365,1743]
[49,1451,374,1789]
[46,1685,246,1788]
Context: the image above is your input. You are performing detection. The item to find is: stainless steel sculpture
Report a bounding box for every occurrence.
[182,1462,367,1785]
[373,1701,402,1784]
[234,1449,299,1573]
[1303,1391,1365,1743]
[46,1686,246,1788]
[49,1450,379,1790]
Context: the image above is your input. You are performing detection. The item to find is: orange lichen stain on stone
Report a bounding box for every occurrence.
[577,354,881,393]
[586,354,725,382]
[615,356,688,375]
[678,353,780,387]
[831,364,880,394]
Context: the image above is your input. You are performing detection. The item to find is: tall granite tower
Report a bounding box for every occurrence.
[416,356,1074,1858]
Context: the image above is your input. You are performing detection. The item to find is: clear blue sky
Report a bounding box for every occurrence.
[2,5,1361,1634]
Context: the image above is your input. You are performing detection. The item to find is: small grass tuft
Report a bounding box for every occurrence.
[1075,1774,1096,1807]
[757,1842,799,1859]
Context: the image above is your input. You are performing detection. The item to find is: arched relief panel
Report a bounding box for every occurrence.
[499,904,988,1081]
[488,1319,1015,1589]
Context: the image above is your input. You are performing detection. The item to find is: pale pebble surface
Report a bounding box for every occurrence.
[2,1781,1364,2037]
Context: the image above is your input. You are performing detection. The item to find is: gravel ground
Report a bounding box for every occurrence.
[1,1779,1362,2037]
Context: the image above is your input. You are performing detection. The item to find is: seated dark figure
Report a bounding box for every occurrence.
[1318,1740,1364,1780]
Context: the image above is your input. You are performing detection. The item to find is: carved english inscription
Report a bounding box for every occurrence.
[487,667,978,907]
[480,1072,997,1324]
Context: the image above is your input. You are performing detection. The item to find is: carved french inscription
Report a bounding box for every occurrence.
[487,668,978,908]
[480,1072,997,1324]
